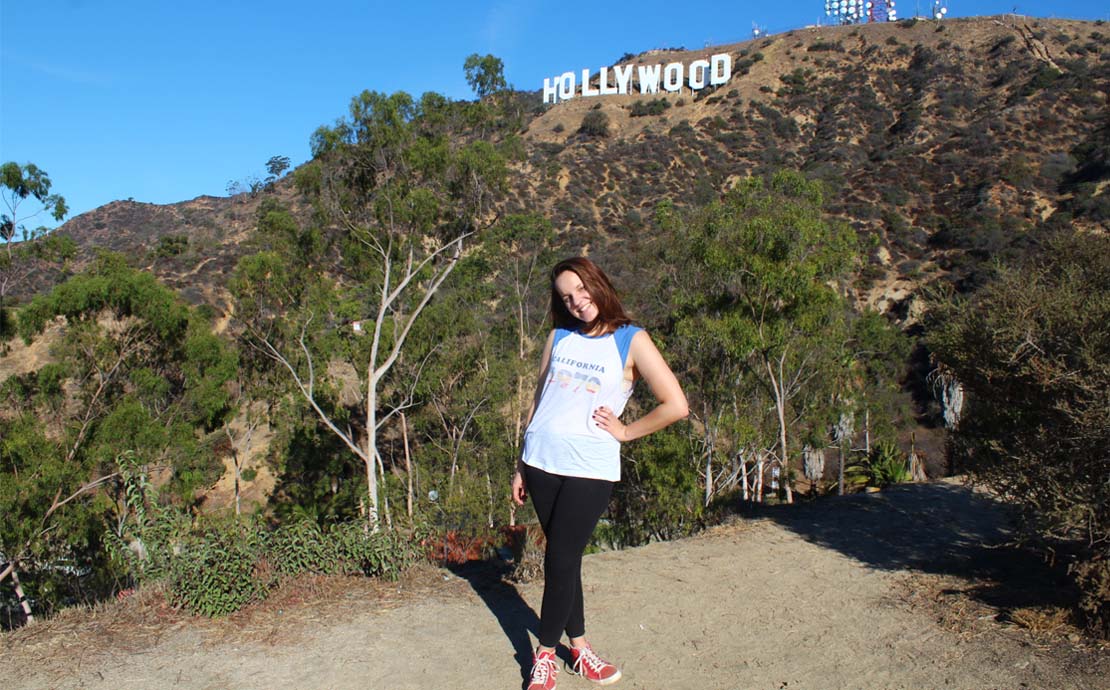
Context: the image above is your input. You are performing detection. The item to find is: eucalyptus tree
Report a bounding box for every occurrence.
[0,162,73,337]
[480,214,557,448]
[659,171,859,503]
[396,214,556,527]
[1,162,67,254]
[1,254,236,620]
[232,89,508,528]
[464,53,508,100]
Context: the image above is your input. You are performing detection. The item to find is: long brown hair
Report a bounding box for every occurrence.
[549,257,632,333]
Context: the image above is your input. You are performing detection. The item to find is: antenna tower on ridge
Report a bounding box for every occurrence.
[824,0,899,24]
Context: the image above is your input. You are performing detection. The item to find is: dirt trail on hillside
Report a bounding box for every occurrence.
[6,480,1108,690]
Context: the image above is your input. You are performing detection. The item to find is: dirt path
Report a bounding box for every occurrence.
[6,480,1108,690]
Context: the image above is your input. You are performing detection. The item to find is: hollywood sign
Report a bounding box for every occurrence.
[543,53,733,104]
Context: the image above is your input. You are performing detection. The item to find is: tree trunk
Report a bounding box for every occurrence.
[364,387,380,529]
[864,408,871,456]
[767,357,794,504]
[401,412,413,519]
[755,450,765,503]
[703,415,715,507]
[377,449,393,530]
[11,566,33,625]
[838,443,845,496]
[740,451,750,502]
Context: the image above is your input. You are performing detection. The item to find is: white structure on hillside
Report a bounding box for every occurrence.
[825,0,899,24]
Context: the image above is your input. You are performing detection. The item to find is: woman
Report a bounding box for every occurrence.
[511,257,689,689]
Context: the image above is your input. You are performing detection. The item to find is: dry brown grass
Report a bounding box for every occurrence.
[891,571,1110,655]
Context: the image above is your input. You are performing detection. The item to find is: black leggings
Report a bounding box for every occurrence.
[524,464,614,648]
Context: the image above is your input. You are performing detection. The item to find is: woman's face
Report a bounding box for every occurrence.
[554,270,598,324]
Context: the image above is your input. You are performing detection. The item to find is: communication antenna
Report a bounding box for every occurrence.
[752,22,768,38]
[824,0,899,24]
[931,0,949,20]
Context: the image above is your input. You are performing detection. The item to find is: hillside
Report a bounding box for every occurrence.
[2,12,1108,654]
[5,479,1108,689]
[18,15,1110,320]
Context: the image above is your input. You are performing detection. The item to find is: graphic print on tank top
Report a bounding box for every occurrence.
[522,325,641,481]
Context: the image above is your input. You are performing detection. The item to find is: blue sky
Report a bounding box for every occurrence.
[2,1,1107,228]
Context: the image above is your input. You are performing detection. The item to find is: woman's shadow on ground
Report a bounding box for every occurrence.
[447,559,544,682]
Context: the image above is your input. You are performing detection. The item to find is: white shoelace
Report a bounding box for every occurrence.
[531,653,557,684]
[574,646,607,674]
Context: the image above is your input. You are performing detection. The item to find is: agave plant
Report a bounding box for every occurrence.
[867,441,910,487]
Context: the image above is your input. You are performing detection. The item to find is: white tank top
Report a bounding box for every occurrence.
[522,325,641,481]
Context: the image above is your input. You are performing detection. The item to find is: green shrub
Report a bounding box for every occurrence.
[990,34,1017,53]
[579,110,609,137]
[630,99,671,117]
[153,234,188,258]
[169,523,268,616]
[608,427,701,548]
[269,519,341,575]
[162,518,421,616]
[928,231,1110,637]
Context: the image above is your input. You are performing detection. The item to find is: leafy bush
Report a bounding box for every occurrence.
[169,523,269,617]
[330,521,419,579]
[630,99,671,117]
[1008,64,1062,105]
[578,110,610,137]
[163,518,420,616]
[269,519,341,575]
[153,234,188,258]
[990,34,1017,54]
[779,68,810,96]
[608,427,701,548]
[928,231,1110,637]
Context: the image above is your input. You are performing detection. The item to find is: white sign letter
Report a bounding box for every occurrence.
[663,62,683,92]
[614,64,634,94]
[710,53,732,86]
[581,68,599,97]
[637,64,661,94]
[543,77,560,104]
[599,67,618,96]
[558,71,576,101]
[689,59,710,89]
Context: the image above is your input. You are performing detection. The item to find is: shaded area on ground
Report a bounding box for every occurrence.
[760,480,1082,615]
[447,560,540,682]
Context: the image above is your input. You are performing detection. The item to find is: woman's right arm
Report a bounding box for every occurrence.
[512,329,556,506]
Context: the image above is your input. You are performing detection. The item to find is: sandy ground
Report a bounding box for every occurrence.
[5,479,1108,690]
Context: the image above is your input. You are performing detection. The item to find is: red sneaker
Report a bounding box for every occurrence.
[527,648,559,690]
[569,644,622,685]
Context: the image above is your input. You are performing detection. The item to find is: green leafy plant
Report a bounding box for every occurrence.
[579,110,610,137]
[867,442,910,487]
[268,519,341,576]
[330,522,420,579]
[169,523,268,617]
[929,231,1110,636]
